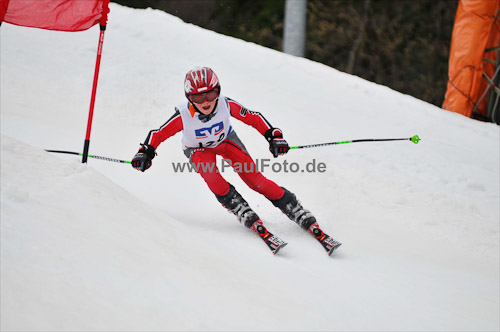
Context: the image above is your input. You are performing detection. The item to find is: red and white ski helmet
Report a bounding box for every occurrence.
[184,67,220,97]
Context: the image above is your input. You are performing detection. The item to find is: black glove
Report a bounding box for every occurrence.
[131,144,156,172]
[265,128,290,158]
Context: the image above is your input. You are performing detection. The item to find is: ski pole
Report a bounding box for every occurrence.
[45,149,131,164]
[289,135,420,150]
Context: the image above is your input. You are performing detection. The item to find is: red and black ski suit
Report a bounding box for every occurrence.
[143,96,285,200]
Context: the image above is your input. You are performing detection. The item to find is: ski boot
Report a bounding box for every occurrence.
[215,184,287,254]
[271,187,341,255]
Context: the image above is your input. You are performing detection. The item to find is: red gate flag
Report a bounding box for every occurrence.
[0,0,109,31]
[1,0,111,163]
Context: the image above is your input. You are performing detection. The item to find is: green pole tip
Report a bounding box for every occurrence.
[410,135,420,144]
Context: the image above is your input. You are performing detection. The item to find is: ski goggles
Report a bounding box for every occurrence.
[188,89,220,104]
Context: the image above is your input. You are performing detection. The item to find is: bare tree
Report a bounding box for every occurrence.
[346,0,370,74]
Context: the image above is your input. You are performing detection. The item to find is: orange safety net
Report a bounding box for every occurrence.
[442,0,500,119]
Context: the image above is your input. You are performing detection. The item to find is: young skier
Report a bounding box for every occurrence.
[131,67,341,255]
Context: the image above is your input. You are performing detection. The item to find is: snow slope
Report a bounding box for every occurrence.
[1,4,499,331]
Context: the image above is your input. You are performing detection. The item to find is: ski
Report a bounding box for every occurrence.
[309,223,342,256]
[251,220,288,254]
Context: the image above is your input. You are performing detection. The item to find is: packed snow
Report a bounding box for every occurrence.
[1,4,499,331]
